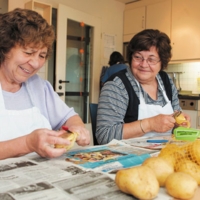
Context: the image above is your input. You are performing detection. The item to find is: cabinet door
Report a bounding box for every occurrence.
[146,0,171,38]
[171,0,200,60]
[25,1,52,25]
[123,6,145,42]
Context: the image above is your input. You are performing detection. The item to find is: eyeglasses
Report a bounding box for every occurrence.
[132,54,160,65]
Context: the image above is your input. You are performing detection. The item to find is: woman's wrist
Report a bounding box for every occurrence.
[140,120,146,134]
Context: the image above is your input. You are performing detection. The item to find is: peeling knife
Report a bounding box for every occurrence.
[172,110,182,118]
[62,126,73,133]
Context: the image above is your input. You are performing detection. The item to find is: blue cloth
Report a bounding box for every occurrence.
[101,63,127,83]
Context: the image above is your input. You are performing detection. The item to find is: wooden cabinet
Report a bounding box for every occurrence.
[123,6,145,42]
[146,0,171,38]
[123,0,171,42]
[0,0,8,13]
[171,0,200,61]
[124,0,200,61]
[25,0,52,25]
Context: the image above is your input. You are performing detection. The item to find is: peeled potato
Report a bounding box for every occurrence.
[142,157,174,186]
[115,166,159,200]
[165,172,198,200]
[174,112,190,128]
[55,132,78,150]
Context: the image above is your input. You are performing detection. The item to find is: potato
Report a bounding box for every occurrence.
[165,172,198,200]
[115,166,159,200]
[159,143,180,158]
[158,153,176,168]
[142,157,174,186]
[174,112,190,128]
[176,159,200,185]
[187,140,200,165]
[55,132,78,150]
[159,143,186,168]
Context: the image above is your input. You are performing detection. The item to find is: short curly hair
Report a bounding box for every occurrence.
[0,8,55,65]
[127,29,172,70]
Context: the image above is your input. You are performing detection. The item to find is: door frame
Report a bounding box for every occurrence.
[56,3,101,103]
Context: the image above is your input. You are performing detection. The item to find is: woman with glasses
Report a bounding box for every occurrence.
[96,29,190,145]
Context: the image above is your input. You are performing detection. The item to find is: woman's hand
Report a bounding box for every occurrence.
[66,125,90,146]
[183,112,191,122]
[25,129,72,158]
[1,126,90,160]
[62,115,90,146]
[147,114,176,133]
[174,112,191,128]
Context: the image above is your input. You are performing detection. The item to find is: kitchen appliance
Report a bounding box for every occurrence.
[179,98,200,129]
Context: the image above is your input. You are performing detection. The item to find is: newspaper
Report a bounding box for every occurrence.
[0,139,176,200]
[64,139,158,173]
[122,136,172,150]
[0,155,137,200]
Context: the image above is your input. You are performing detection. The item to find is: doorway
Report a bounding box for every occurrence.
[50,10,91,123]
[64,19,91,122]
[54,4,101,123]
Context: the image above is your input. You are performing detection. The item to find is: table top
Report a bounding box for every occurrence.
[0,138,199,200]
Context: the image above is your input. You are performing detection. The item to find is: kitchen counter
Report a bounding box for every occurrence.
[178,94,200,100]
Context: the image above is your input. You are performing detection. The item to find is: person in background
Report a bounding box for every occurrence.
[100,51,127,87]
[0,8,90,160]
[96,29,190,145]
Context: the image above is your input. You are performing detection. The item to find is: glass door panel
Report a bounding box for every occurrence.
[55,4,101,123]
[65,20,90,122]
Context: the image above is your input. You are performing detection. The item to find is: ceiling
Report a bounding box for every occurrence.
[115,0,141,4]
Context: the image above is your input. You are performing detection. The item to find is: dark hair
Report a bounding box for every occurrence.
[0,8,55,65]
[108,51,125,66]
[127,29,172,70]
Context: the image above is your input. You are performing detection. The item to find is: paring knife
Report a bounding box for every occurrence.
[62,126,73,133]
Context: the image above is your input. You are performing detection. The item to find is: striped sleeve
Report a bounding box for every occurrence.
[96,77,129,145]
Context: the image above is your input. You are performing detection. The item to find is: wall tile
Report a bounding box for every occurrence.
[166,62,200,93]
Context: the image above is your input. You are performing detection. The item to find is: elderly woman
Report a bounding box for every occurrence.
[96,29,190,145]
[0,8,90,159]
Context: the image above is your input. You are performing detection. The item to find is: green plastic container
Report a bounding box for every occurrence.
[173,127,200,141]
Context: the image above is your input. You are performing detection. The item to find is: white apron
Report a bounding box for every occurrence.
[136,76,174,137]
[0,83,51,141]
